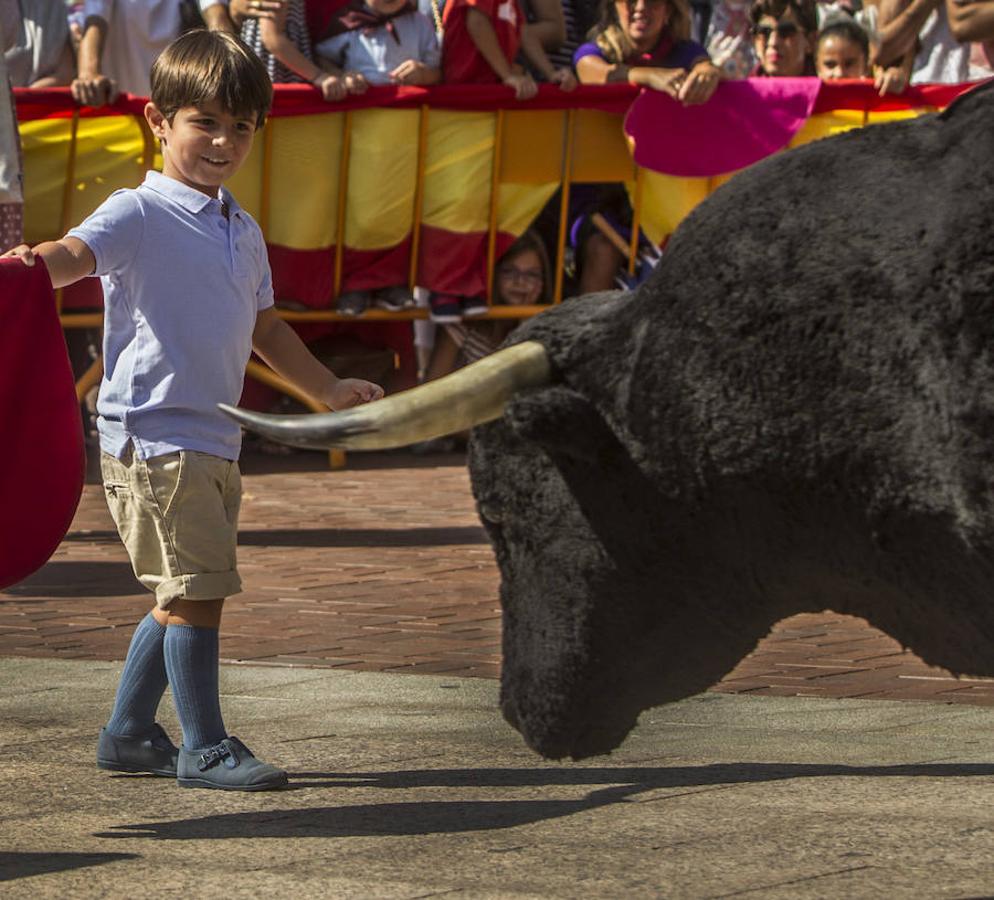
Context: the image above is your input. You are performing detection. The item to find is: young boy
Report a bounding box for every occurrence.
[314,0,443,315]
[3,29,384,791]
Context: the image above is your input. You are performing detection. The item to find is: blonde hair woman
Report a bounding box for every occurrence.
[574,0,721,105]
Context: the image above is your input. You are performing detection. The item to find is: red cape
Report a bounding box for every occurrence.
[0,258,85,590]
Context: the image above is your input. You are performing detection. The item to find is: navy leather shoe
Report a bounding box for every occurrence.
[97,723,179,777]
[177,737,288,791]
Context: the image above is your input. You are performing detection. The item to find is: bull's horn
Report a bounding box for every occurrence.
[219,339,551,450]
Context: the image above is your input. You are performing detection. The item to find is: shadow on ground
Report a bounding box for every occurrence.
[0,851,139,882]
[94,762,994,841]
[57,527,488,549]
[1,561,142,598]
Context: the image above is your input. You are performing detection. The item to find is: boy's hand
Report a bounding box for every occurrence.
[550,68,577,91]
[316,73,348,101]
[1,244,35,265]
[503,72,537,100]
[344,71,368,94]
[389,59,430,85]
[328,378,385,410]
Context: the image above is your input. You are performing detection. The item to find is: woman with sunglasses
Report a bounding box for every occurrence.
[749,0,818,75]
[573,0,721,105]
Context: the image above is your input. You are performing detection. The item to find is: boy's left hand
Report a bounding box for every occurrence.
[328,378,385,410]
[390,60,428,85]
[550,68,577,91]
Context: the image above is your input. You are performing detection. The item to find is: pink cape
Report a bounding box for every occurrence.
[0,258,85,590]
[624,78,823,178]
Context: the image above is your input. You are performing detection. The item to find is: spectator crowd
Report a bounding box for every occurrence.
[3,0,993,394]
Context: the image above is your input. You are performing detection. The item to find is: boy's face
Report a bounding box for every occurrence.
[367,0,408,14]
[816,34,867,79]
[145,100,258,197]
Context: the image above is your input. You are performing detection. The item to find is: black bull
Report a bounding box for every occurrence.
[470,81,994,759]
[229,81,994,760]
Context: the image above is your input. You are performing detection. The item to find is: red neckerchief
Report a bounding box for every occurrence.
[329,1,416,43]
[626,34,675,67]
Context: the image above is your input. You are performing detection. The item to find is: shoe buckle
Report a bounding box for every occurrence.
[197,743,232,772]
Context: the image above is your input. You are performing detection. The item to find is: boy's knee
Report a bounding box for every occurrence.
[164,597,225,628]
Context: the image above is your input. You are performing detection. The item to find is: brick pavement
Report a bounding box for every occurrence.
[4,446,994,706]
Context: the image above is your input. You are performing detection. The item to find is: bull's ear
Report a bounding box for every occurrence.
[505,385,615,464]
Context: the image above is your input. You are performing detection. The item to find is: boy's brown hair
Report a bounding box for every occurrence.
[150,29,272,128]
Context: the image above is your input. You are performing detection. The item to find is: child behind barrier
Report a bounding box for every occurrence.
[415,230,550,451]
[2,30,383,792]
[815,14,869,77]
[315,0,442,315]
[240,0,352,98]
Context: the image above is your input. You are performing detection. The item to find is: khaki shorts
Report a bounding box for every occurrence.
[101,448,242,608]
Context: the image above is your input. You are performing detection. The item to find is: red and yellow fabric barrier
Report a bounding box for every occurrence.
[14,79,982,309]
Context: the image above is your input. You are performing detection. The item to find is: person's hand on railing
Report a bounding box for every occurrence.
[628,66,686,101]
[71,73,118,107]
[343,71,368,95]
[389,59,441,86]
[503,71,538,100]
[314,72,348,101]
[874,64,909,96]
[549,67,578,92]
[677,61,721,106]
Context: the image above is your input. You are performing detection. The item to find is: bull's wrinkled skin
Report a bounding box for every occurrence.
[469,81,994,760]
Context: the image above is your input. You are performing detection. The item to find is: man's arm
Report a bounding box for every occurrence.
[946,0,994,41]
[523,0,566,52]
[874,0,939,65]
[201,1,237,32]
[72,15,118,105]
[1,238,96,289]
[252,307,384,410]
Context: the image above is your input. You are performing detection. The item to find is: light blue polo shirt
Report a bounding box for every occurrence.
[68,170,274,462]
[315,11,439,85]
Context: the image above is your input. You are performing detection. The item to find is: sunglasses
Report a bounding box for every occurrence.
[753,21,800,39]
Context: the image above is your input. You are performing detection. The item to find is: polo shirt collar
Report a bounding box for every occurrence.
[141,170,243,217]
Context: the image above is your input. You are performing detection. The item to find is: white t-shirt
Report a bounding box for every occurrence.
[83,0,225,96]
[911,3,973,84]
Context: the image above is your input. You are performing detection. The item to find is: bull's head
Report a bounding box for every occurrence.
[226,82,994,760]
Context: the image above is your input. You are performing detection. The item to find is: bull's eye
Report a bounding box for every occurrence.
[479,502,503,524]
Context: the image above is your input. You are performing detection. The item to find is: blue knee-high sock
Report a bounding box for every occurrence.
[105,612,168,736]
[163,624,227,751]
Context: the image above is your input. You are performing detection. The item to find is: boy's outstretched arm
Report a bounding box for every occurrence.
[1,238,95,289]
[252,307,385,410]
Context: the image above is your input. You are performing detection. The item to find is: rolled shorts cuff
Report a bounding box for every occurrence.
[154,571,242,608]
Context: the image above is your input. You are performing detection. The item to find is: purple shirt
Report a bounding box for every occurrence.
[573,37,709,71]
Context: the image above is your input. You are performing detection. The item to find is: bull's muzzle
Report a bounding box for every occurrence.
[220,340,551,450]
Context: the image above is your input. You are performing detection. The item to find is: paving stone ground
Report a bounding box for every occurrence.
[4,446,994,706]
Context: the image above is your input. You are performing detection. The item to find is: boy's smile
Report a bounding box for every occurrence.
[145,100,258,197]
